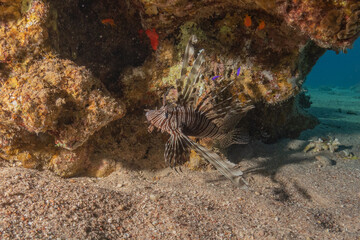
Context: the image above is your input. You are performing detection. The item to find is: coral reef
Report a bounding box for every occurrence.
[0,0,22,21]
[46,0,149,89]
[303,137,341,153]
[0,0,359,176]
[282,0,360,49]
[1,56,125,149]
[0,0,125,176]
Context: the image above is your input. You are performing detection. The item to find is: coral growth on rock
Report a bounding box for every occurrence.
[2,56,125,150]
[303,137,341,153]
[0,0,359,176]
[0,0,125,176]
[282,0,360,49]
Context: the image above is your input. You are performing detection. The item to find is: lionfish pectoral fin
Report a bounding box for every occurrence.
[181,134,246,187]
[164,134,190,168]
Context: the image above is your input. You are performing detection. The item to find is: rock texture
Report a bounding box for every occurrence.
[0,0,125,176]
[0,0,359,176]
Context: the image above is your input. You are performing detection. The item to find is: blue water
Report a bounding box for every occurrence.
[305,39,360,88]
[300,38,360,142]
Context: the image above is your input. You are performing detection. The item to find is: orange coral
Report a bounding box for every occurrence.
[244,14,252,27]
[145,28,159,50]
[101,18,116,27]
[258,20,266,30]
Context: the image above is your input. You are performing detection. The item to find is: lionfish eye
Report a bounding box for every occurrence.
[165,110,168,119]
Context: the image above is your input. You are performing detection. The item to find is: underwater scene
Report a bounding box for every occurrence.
[0,0,359,239]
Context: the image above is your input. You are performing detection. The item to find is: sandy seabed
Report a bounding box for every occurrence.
[1,87,360,239]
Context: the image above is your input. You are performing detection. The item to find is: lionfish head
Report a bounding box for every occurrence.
[145,105,168,132]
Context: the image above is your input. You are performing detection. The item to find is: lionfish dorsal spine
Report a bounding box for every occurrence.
[180,35,197,78]
[177,35,197,103]
[182,50,205,105]
[188,73,203,105]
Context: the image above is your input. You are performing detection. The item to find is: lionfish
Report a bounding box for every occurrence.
[145,35,254,187]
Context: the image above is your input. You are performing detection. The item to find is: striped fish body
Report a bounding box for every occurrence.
[146,105,221,139]
[179,107,224,140]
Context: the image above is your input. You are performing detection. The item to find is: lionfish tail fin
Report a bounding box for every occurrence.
[217,128,250,148]
[182,134,246,187]
[216,103,254,133]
